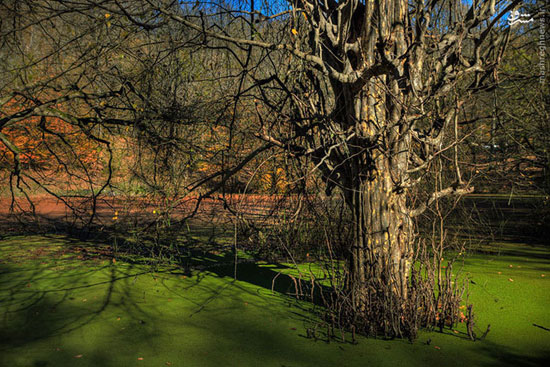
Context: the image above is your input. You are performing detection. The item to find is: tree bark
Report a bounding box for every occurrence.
[331,77,415,335]
[346,170,414,308]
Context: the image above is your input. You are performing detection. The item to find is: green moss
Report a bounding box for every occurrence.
[1,235,549,366]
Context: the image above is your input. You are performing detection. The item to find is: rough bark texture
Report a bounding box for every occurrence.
[335,81,416,335]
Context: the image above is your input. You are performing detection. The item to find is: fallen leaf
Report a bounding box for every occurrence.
[542,274,545,277]
[74,354,83,358]
[112,258,116,264]
[290,327,296,330]
[116,317,121,321]
[138,357,144,360]
[105,13,111,18]
[26,283,31,288]
[497,271,502,275]
[509,264,513,268]
[165,362,172,366]
[82,299,87,302]
[291,28,298,35]
[453,329,459,334]
[508,278,514,282]
[434,346,441,350]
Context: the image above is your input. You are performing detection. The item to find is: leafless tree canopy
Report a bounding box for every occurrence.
[1,0,547,338]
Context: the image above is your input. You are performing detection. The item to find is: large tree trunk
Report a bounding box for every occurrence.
[332,79,416,336]
[344,163,415,336]
[347,168,414,305]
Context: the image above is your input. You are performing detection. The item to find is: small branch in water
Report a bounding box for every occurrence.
[533,323,550,332]
[479,324,491,340]
[466,305,476,341]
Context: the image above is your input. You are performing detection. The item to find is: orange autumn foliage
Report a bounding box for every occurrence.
[0,98,101,172]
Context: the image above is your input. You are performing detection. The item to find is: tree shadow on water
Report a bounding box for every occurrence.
[2,230,549,366]
[474,339,550,367]
[0,255,161,366]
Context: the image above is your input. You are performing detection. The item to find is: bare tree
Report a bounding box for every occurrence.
[2,0,539,338]
[145,0,524,336]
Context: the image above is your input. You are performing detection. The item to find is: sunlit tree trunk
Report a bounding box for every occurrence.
[330,77,415,332]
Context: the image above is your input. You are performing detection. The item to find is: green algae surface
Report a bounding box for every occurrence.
[1,235,549,366]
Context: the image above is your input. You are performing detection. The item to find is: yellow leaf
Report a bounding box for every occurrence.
[105,13,111,18]
[291,28,298,35]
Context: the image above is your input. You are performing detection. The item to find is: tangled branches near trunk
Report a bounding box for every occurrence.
[238,189,470,340]
[317,243,467,340]
[320,209,470,339]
